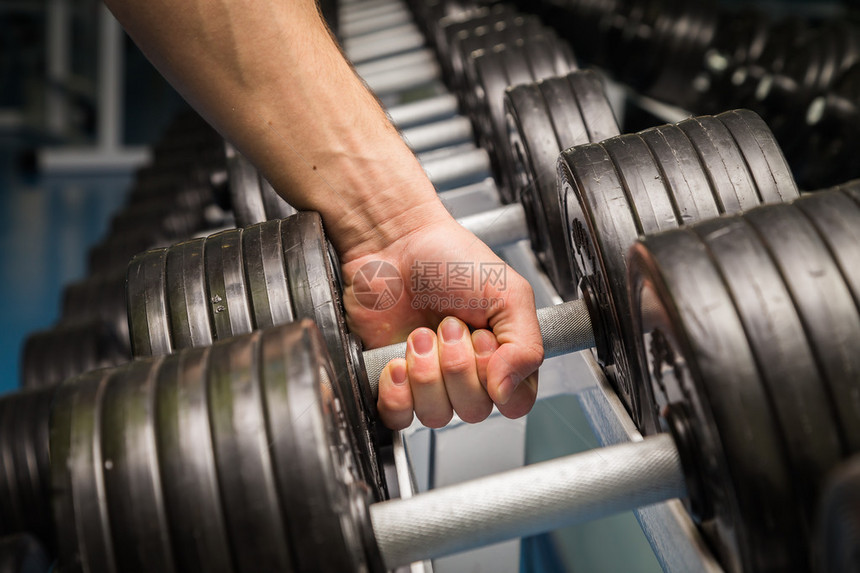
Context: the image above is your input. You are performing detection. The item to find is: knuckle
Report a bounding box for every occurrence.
[378,391,412,415]
[440,355,474,377]
[409,368,440,387]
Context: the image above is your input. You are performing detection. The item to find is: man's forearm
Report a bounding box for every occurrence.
[105,0,445,258]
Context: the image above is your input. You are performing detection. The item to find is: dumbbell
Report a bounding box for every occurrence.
[126,109,799,501]
[41,188,860,570]
[20,319,130,390]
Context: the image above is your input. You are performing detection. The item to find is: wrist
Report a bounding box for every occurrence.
[314,150,451,262]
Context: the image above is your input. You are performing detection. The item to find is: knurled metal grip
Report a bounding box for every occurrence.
[369,434,685,568]
[363,298,596,397]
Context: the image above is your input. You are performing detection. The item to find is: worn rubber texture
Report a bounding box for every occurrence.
[241,220,295,331]
[101,360,176,573]
[746,203,860,458]
[694,215,843,534]
[208,333,294,573]
[165,238,213,351]
[282,212,383,495]
[629,228,803,572]
[204,229,254,341]
[677,115,759,214]
[558,142,646,428]
[128,248,174,357]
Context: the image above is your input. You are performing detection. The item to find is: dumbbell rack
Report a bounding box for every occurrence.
[337,1,718,571]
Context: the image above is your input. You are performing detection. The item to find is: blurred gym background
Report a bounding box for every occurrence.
[0,1,188,392]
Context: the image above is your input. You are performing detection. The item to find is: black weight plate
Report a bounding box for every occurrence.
[51,369,117,573]
[7,392,50,546]
[557,143,647,428]
[207,332,294,573]
[30,390,53,551]
[565,70,620,144]
[100,360,175,573]
[715,110,799,204]
[259,176,297,221]
[61,269,130,354]
[450,14,541,94]
[694,215,843,531]
[745,203,860,456]
[601,135,678,234]
[637,124,719,225]
[281,214,378,484]
[227,145,266,228]
[794,190,860,452]
[128,248,173,357]
[504,82,575,297]
[260,321,368,572]
[520,30,576,82]
[471,44,532,199]
[0,534,51,573]
[677,115,759,214]
[0,400,23,535]
[165,238,214,351]
[629,229,803,572]
[203,228,254,341]
[241,220,295,331]
[156,345,233,573]
[439,5,515,84]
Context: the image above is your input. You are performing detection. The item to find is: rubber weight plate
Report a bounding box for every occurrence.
[207,332,294,573]
[155,345,233,573]
[61,269,130,352]
[128,248,174,357]
[21,319,130,389]
[628,228,803,573]
[0,535,51,573]
[470,33,575,201]
[503,71,611,299]
[100,360,176,573]
[558,110,797,430]
[49,321,380,573]
[744,202,860,456]
[282,212,383,495]
[241,219,296,330]
[692,215,843,535]
[51,369,116,573]
[203,228,255,341]
[558,142,648,427]
[165,238,214,351]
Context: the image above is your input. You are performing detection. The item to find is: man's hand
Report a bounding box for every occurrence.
[341,209,544,430]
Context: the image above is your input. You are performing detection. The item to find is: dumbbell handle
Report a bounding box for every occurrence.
[456,203,528,249]
[363,299,595,397]
[370,433,685,568]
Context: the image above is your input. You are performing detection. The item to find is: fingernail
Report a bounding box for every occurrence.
[472,330,496,356]
[411,329,434,356]
[440,317,464,344]
[390,361,407,386]
[497,375,519,405]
